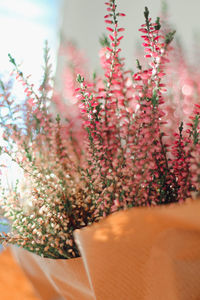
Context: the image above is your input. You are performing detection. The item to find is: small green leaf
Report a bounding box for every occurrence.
[8,53,16,66]
[154,17,161,30]
[136,59,142,70]
[99,34,110,47]
[165,30,176,46]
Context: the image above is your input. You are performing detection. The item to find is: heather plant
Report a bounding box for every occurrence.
[76,3,198,216]
[0,45,96,259]
[0,0,199,259]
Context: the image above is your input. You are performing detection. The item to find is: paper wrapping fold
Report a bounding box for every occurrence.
[13,200,200,300]
[11,247,95,300]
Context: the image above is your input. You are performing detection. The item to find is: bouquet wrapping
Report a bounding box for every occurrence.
[11,246,94,300]
[12,199,200,300]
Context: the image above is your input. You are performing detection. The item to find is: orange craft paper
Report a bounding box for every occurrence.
[13,200,200,300]
[11,246,95,300]
[0,248,39,300]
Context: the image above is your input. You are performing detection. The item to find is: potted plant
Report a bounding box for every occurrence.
[0,1,200,299]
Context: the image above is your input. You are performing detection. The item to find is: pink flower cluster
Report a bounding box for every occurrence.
[73,3,199,216]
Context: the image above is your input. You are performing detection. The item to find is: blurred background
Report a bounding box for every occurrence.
[0,0,199,91]
[56,0,200,93]
[0,0,59,82]
[0,0,200,298]
[0,0,199,89]
[58,0,200,67]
